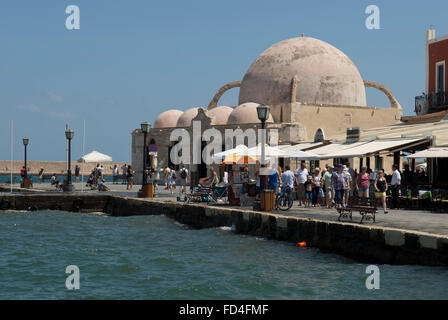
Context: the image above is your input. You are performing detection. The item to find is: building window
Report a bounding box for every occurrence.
[375,156,383,171]
[436,61,445,92]
[333,158,349,168]
[309,160,320,171]
[314,128,325,142]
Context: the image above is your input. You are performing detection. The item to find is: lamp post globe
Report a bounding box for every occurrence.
[256,104,270,122]
[65,129,74,141]
[141,121,151,134]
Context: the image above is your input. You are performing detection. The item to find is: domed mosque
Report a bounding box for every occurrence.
[133,35,403,183]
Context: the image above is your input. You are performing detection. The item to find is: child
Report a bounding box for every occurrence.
[304,175,313,208]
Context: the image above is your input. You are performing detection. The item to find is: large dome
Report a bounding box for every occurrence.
[208,106,233,125]
[238,36,366,107]
[176,107,199,127]
[153,109,183,128]
[227,102,274,125]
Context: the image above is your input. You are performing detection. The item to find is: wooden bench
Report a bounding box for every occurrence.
[337,197,378,224]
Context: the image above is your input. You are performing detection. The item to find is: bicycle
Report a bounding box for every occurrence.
[275,185,293,211]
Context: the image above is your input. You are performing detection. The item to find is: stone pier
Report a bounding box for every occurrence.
[1,193,448,267]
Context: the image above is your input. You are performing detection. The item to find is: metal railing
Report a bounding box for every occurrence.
[415,91,448,114]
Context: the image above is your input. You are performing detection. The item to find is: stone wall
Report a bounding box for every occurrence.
[1,193,447,266]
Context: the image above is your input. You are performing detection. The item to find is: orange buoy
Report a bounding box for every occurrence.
[296,241,307,247]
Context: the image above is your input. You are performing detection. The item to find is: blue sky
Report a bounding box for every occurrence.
[1,0,447,162]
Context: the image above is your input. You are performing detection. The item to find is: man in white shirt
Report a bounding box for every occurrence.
[295,162,308,206]
[390,164,401,209]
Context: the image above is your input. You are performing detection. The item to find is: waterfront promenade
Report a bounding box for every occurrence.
[4,182,448,237]
[2,182,448,266]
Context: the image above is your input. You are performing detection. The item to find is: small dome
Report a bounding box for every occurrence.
[227,102,274,125]
[208,106,234,125]
[154,109,183,128]
[176,107,200,127]
[239,37,366,106]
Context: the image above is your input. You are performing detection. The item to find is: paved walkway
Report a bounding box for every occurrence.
[4,182,448,236]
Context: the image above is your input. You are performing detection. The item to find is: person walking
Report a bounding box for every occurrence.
[323,166,333,208]
[390,164,401,209]
[346,162,356,197]
[99,165,104,179]
[126,165,134,190]
[295,162,308,207]
[153,168,160,194]
[343,165,352,207]
[268,165,280,194]
[74,165,80,183]
[374,169,389,214]
[331,164,348,209]
[179,165,189,194]
[121,164,128,184]
[168,166,176,194]
[280,165,296,205]
[164,166,171,190]
[311,168,321,207]
[38,167,45,183]
[356,166,370,199]
[111,164,119,184]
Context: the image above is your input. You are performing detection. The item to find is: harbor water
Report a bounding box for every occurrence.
[0,210,447,299]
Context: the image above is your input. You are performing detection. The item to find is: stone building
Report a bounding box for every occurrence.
[132,35,402,184]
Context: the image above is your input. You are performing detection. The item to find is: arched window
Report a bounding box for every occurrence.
[314,128,325,142]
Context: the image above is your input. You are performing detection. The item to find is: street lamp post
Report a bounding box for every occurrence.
[256,104,270,210]
[64,128,75,192]
[140,121,151,197]
[22,137,29,188]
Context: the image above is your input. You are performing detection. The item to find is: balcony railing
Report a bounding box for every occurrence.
[428,91,448,109]
[415,91,448,114]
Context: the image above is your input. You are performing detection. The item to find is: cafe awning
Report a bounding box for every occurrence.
[308,142,366,159]
[315,138,427,159]
[408,147,448,158]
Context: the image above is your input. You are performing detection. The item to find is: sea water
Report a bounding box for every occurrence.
[0,210,447,299]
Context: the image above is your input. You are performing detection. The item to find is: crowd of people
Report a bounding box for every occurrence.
[155,162,407,212]
[234,161,408,213]
[271,161,405,213]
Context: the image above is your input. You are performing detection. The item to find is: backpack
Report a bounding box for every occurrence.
[180,169,187,179]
